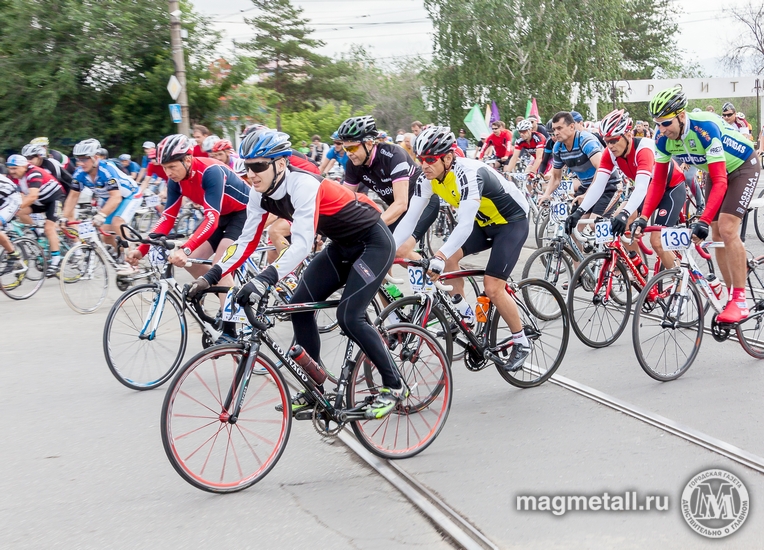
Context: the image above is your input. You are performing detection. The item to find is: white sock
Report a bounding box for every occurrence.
[512,330,529,348]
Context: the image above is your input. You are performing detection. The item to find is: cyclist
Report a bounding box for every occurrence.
[21,143,73,195]
[0,174,24,275]
[6,154,66,276]
[29,137,75,175]
[241,124,320,174]
[318,132,348,176]
[125,134,250,342]
[571,109,685,272]
[337,115,438,259]
[647,86,760,323]
[118,154,141,179]
[191,125,211,157]
[188,129,405,419]
[507,119,546,175]
[136,141,156,183]
[721,102,751,138]
[63,139,142,260]
[208,139,246,176]
[478,121,513,173]
[392,126,532,371]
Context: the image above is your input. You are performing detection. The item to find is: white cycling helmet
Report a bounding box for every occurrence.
[142,141,156,149]
[118,153,131,161]
[516,119,533,132]
[21,144,46,158]
[600,109,633,139]
[30,137,49,147]
[72,138,101,158]
[202,135,221,153]
[6,154,29,167]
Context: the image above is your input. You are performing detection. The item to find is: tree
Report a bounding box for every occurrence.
[236,0,353,129]
[617,0,680,79]
[280,102,370,144]
[725,1,764,75]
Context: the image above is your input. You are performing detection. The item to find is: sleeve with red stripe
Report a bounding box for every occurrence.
[700,162,728,225]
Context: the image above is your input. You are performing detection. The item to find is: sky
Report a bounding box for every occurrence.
[190,0,748,77]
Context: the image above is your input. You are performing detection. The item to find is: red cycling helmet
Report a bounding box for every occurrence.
[211,139,234,152]
[600,109,633,139]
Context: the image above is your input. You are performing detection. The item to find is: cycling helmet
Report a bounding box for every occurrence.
[413,126,456,157]
[737,112,746,120]
[30,137,49,147]
[378,131,388,140]
[649,86,687,119]
[142,141,155,149]
[202,135,221,153]
[211,139,234,152]
[118,153,131,161]
[239,129,292,159]
[516,119,533,132]
[147,148,156,160]
[599,109,633,138]
[240,123,268,138]
[722,101,735,112]
[331,131,340,141]
[336,115,378,141]
[546,119,553,132]
[156,134,194,164]
[6,154,29,167]
[72,138,101,158]
[97,148,109,158]
[21,144,46,158]
[692,108,702,113]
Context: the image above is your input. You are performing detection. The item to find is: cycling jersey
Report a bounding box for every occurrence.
[72,161,139,201]
[144,157,249,254]
[192,144,208,158]
[0,175,22,224]
[216,168,381,281]
[479,129,513,158]
[14,165,64,205]
[393,156,528,258]
[121,161,140,175]
[325,146,349,169]
[513,131,546,155]
[343,143,420,206]
[538,137,556,173]
[48,149,74,174]
[654,111,758,223]
[553,130,621,191]
[145,162,167,181]
[289,150,320,174]
[40,158,72,193]
[580,138,684,215]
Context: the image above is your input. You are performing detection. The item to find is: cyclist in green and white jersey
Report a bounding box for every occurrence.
[646,86,761,324]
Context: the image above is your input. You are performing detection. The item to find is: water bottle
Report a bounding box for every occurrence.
[452,294,475,325]
[707,274,725,301]
[475,293,491,324]
[385,282,403,300]
[288,345,327,385]
[628,250,649,278]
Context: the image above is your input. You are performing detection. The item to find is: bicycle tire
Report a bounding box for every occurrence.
[534,210,552,248]
[632,268,703,381]
[567,251,632,348]
[754,188,764,243]
[521,245,574,295]
[375,294,454,362]
[59,242,110,314]
[489,278,569,388]
[103,283,188,390]
[0,237,47,300]
[737,261,764,358]
[347,323,451,459]
[161,345,291,493]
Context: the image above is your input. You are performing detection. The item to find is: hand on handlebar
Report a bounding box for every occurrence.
[630,217,648,239]
[125,249,143,266]
[169,249,189,267]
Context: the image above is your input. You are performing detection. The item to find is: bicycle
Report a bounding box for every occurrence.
[422,199,456,258]
[0,233,47,300]
[375,259,569,387]
[160,296,452,493]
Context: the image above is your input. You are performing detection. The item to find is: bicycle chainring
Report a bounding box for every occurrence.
[116,275,131,292]
[312,394,344,437]
[710,315,731,342]
[464,349,488,371]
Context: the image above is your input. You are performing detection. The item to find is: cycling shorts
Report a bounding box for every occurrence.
[461,217,529,280]
[705,153,761,220]
[388,194,440,242]
[640,181,685,227]
[105,194,142,225]
[206,209,248,251]
[0,193,22,225]
[30,190,64,222]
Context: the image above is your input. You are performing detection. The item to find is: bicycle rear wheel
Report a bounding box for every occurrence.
[567,251,632,348]
[737,261,764,358]
[489,278,569,388]
[60,242,109,313]
[348,323,452,459]
[0,238,46,300]
[103,283,188,390]
[632,268,703,381]
[161,345,291,493]
[521,245,574,295]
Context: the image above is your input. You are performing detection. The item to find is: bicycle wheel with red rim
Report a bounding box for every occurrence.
[347,323,452,459]
[161,345,291,493]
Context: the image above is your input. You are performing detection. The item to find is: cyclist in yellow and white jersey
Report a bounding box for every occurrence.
[393,126,532,370]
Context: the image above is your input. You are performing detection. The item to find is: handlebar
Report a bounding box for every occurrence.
[391,258,454,291]
[119,224,185,251]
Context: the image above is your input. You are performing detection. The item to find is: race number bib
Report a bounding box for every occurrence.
[660,227,692,251]
[147,246,167,267]
[552,179,574,199]
[77,221,97,241]
[594,220,613,244]
[549,201,568,222]
[221,288,249,324]
[408,266,435,293]
[145,195,161,208]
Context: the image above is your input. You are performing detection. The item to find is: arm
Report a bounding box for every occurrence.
[528,149,543,173]
[578,151,615,212]
[380,179,411,225]
[318,156,333,175]
[540,167,562,201]
[639,161,669,220]
[136,167,147,183]
[214,188,269,278]
[136,181,183,255]
[183,166,226,252]
[392,178,432,249]
[438,198,480,259]
[62,190,81,220]
[20,187,39,209]
[622,146,655,216]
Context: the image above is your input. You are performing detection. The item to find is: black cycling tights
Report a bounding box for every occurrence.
[290,220,400,388]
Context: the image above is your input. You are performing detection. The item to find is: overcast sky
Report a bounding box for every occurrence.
[190,0,748,76]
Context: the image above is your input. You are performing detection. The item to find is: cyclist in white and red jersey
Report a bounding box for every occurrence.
[188,129,405,420]
[507,119,546,176]
[571,109,685,271]
[208,139,246,177]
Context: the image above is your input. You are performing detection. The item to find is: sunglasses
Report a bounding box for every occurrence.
[75,156,92,163]
[333,141,342,146]
[653,118,676,128]
[491,127,499,130]
[604,137,622,145]
[244,160,274,173]
[723,112,735,117]
[417,155,444,165]
[342,143,362,153]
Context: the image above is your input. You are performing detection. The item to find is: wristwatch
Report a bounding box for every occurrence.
[182,246,192,256]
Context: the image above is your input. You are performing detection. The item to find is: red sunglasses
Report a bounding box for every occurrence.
[604,136,622,145]
[417,154,445,164]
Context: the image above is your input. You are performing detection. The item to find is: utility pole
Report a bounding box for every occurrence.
[169,1,190,135]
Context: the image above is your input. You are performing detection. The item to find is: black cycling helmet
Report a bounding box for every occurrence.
[722,101,735,113]
[336,115,378,141]
[240,123,268,139]
[413,126,456,157]
[546,119,553,132]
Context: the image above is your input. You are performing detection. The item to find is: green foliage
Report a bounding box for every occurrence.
[279,102,372,144]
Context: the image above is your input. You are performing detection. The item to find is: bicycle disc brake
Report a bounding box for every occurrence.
[710,315,731,342]
[312,394,344,437]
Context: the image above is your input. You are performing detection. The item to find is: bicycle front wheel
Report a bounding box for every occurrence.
[375,295,454,362]
[103,283,188,390]
[490,278,569,388]
[60,242,109,313]
[632,268,703,381]
[522,245,574,295]
[737,261,764,358]
[0,237,46,300]
[348,323,452,459]
[161,345,291,493]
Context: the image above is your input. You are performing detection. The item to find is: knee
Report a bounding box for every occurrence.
[483,278,506,300]
[716,219,740,241]
[650,232,661,249]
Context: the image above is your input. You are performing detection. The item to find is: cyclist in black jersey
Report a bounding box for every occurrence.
[29,137,75,175]
[22,144,73,195]
[337,115,440,258]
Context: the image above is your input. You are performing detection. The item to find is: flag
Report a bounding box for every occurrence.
[464,104,492,140]
[484,104,492,126]
[490,101,500,124]
[525,98,539,119]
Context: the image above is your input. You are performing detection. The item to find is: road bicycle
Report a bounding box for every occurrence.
[375,259,569,387]
[160,294,451,493]
[0,233,47,300]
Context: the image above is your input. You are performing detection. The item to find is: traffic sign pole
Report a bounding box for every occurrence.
[168,1,189,135]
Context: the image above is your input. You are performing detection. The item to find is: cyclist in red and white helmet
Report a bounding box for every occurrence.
[209,139,246,177]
